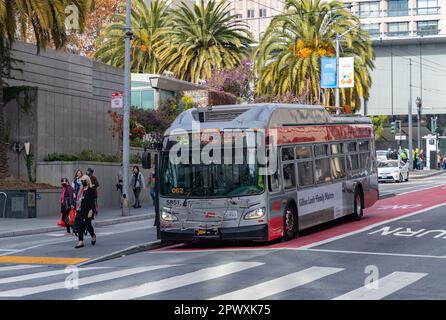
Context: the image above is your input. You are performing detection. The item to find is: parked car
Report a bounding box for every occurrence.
[376,150,388,161]
[378,159,409,183]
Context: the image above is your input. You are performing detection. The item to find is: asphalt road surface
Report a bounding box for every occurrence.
[1,176,446,300]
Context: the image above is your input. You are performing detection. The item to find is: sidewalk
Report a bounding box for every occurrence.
[410,169,446,179]
[0,205,155,238]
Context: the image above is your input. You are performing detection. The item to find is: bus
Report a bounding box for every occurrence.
[153,103,379,243]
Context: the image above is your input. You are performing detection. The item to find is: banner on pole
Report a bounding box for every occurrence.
[320,57,337,88]
[339,57,354,88]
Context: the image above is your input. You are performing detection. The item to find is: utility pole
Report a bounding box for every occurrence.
[122,0,132,216]
[408,59,413,170]
[335,33,340,115]
[416,97,422,152]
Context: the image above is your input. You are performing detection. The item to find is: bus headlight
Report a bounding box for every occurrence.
[161,211,178,222]
[244,208,265,220]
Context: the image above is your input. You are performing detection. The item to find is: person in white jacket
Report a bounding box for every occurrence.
[130,166,145,208]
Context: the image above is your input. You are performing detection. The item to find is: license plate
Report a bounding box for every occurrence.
[225,210,237,219]
[195,228,219,237]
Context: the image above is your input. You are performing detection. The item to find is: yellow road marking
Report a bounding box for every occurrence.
[0,256,88,265]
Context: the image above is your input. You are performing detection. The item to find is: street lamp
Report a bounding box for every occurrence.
[416,96,422,153]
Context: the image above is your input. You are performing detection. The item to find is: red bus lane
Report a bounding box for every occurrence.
[156,185,446,252]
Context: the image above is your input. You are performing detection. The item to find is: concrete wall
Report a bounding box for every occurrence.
[36,162,153,210]
[5,41,123,165]
[35,189,60,218]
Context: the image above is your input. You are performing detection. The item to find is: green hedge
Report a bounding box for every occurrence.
[46,150,120,163]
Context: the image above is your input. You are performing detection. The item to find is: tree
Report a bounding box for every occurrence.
[0,0,90,179]
[94,0,169,73]
[255,0,374,111]
[370,115,389,140]
[66,0,125,57]
[155,0,253,83]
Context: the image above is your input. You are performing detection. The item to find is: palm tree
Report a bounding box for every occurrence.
[0,0,90,179]
[255,0,374,111]
[94,0,169,73]
[155,0,253,83]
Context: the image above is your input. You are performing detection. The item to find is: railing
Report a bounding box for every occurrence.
[416,7,440,15]
[417,29,440,36]
[386,31,410,37]
[359,10,381,18]
[0,192,6,218]
[384,8,409,17]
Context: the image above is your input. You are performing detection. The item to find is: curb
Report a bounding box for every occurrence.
[0,213,155,239]
[77,240,162,267]
[410,171,445,180]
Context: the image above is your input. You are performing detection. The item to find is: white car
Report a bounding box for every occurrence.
[378,159,409,183]
[376,150,388,162]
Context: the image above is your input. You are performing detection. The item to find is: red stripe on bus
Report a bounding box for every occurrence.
[268,216,284,241]
[267,125,373,145]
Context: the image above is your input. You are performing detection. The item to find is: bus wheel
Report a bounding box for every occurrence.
[351,190,363,221]
[284,205,298,241]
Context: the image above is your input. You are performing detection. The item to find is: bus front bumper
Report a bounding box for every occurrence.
[160,224,268,242]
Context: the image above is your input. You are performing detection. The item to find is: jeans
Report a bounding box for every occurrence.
[133,187,142,207]
[76,215,95,242]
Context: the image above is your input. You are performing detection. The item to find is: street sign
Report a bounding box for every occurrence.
[395,134,407,140]
[320,57,337,88]
[338,57,355,88]
[111,92,123,109]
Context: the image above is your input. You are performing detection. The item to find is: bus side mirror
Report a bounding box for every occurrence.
[142,150,151,169]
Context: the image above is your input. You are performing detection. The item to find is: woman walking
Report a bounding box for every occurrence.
[74,175,97,249]
[72,170,83,208]
[60,178,74,236]
[130,166,145,208]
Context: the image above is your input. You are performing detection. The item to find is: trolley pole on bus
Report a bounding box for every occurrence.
[335,33,340,115]
[122,0,132,216]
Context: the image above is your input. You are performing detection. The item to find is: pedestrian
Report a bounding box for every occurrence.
[419,149,425,170]
[413,148,419,170]
[72,170,83,208]
[386,148,392,160]
[116,164,123,208]
[60,178,74,236]
[391,149,398,160]
[437,153,442,169]
[74,175,97,249]
[148,170,156,205]
[86,168,99,215]
[401,150,408,163]
[130,166,145,208]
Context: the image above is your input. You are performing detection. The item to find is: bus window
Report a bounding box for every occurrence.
[315,158,331,184]
[347,154,359,171]
[268,170,280,192]
[296,146,312,159]
[360,153,371,171]
[297,161,314,187]
[331,156,346,180]
[358,141,370,152]
[283,163,296,189]
[281,147,295,161]
[331,143,343,155]
[314,144,329,157]
[347,142,357,153]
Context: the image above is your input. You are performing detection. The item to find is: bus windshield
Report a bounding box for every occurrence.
[160,150,265,198]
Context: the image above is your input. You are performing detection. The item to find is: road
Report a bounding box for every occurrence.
[1,174,446,300]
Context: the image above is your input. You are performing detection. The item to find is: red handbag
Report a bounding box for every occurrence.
[57,213,67,227]
[69,208,76,225]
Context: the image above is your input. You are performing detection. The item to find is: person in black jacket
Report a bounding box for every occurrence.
[74,175,97,249]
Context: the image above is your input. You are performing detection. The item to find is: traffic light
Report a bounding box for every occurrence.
[391,121,396,135]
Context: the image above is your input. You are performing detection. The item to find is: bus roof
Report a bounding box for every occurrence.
[165,103,372,135]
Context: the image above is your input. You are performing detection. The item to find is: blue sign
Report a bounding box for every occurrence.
[320,57,337,88]
[36,193,41,200]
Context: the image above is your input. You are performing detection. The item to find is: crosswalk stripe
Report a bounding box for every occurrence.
[332,272,427,300]
[0,265,44,272]
[209,266,344,300]
[79,261,264,300]
[0,267,109,285]
[0,265,177,298]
